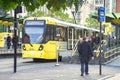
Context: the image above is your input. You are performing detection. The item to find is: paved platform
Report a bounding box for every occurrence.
[98,57,120,80]
[98,73,120,80]
[0,58,120,80]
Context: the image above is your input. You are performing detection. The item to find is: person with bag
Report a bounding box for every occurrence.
[12,35,18,49]
[78,37,94,76]
[6,34,11,49]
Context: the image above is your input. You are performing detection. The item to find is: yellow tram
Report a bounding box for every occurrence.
[22,17,99,61]
[0,32,13,48]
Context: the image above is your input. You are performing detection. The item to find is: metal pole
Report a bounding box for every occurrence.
[116,25,118,46]
[72,28,74,49]
[104,0,106,21]
[13,8,17,73]
[99,22,102,75]
[55,46,59,66]
[72,12,76,24]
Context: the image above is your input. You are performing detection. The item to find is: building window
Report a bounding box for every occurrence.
[112,0,116,12]
[95,7,99,11]
[100,0,103,4]
[95,0,98,4]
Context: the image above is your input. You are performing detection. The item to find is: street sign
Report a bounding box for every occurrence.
[98,7,105,22]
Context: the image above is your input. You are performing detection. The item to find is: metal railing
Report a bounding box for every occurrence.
[71,39,79,56]
[93,39,120,64]
[104,46,120,64]
[0,49,21,54]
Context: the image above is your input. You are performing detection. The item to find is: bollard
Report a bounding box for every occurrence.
[55,46,60,66]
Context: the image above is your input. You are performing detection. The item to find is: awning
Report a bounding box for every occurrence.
[91,13,120,25]
[0,15,24,26]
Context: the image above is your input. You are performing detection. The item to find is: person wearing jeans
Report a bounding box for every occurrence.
[78,37,94,76]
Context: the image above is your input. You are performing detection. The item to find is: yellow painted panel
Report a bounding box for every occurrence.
[108,26,113,32]
[0,33,4,47]
[8,22,13,26]
[102,22,111,25]
[22,41,57,59]
[0,32,13,47]
[46,21,56,25]
[2,21,8,26]
[0,20,3,25]
[112,19,120,24]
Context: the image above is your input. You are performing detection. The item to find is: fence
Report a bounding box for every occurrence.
[104,46,120,64]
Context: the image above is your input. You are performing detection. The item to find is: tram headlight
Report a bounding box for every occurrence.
[22,45,26,50]
[39,45,44,51]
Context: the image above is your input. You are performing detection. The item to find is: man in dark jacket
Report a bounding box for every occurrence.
[78,37,94,76]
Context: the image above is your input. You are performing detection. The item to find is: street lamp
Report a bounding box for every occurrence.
[71,7,76,50]
[71,8,76,24]
[71,4,82,24]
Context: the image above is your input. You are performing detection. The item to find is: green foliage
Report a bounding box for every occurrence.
[31,10,45,17]
[30,10,73,22]
[86,16,99,29]
[50,10,73,22]
[0,0,85,12]
[0,0,18,11]
[0,0,85,24]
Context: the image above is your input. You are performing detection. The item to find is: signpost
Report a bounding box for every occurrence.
[98,7,105,75]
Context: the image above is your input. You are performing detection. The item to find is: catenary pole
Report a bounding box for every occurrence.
[13,8,17,73]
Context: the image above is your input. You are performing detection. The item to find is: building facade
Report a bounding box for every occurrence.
[79,0,95,25]
[79,0,119,25]
[116,0,120,12]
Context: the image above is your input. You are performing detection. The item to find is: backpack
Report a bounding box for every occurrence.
[7,36,11,42]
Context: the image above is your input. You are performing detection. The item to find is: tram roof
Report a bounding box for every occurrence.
[24,17,99,32]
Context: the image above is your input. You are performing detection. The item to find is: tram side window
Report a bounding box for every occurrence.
[55,27,67,41]
[44,25,54,43]
[69,28,72,39]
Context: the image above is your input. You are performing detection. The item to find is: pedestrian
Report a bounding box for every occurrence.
[78,37,94,76]
[87,36,94,51]
[77,37,83,54]
[91,35,96,50]
[12,35,18,49]
[78,37,83,44]
[95,34,100,45]
[6,34,11,49]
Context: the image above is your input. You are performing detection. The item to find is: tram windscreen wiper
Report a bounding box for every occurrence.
[29,42,33,47]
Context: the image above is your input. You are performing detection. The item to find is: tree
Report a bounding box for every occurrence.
[31,10,45,17]
[0,0,86,12]
[31,9,73,22]
[86,16,99,29]
[51,10,73,22]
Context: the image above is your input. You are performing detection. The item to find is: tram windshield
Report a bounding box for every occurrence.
[23,20,45,44]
